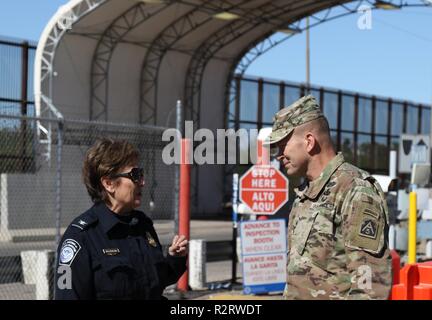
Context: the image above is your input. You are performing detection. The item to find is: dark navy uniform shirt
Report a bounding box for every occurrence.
[54,202,187,300]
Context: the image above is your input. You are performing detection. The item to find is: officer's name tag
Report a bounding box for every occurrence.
[102,248,120,256]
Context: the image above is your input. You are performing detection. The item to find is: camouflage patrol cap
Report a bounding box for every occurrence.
[267,94,324,145]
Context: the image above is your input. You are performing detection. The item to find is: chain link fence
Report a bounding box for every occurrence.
[0,113,175,299]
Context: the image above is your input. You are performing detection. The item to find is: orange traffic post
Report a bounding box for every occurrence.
[177,138,191,292]
[391,263,419,300]
[413,262,432,300]
[388,250,400,300]
[391,250,401,285]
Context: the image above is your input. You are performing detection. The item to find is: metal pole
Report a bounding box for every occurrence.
[408,191,417,264]
[257,138,270,166]
[20,41,29,171]
[231,173,239,284]
[53,120,63,298]
[306,16,310,93]
[257,138,269,222]
[389,150,397,178]
[430,89,432,169]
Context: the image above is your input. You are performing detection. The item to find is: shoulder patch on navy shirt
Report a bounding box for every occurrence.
[59,239,81,266]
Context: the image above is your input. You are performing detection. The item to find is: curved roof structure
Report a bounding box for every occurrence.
[35,0,358,125]
[35,0,430,126]
[33,0,430,215]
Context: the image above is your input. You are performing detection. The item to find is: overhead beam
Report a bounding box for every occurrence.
[139,0,252,125]
[89,1,173,121]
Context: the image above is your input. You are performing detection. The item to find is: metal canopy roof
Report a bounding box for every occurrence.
[35,0,431,127]
[35,0,358,126]
[33,0,430,215]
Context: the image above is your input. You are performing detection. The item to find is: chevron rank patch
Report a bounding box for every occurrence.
[59,239,81,266]
[359,219,378,239]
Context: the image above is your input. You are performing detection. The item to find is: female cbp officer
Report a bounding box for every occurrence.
[55,138,188,299]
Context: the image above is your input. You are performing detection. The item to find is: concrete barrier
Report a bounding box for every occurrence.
[20,250,54,300]
[189,239,206,290]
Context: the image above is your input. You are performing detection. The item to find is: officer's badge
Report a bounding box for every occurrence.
[359,219,378,239]
[59,239,81,266]
[146,232,157,247]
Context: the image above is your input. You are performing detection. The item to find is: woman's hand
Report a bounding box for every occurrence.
[168,235,188,257]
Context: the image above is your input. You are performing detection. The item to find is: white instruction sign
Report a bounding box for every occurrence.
[240,219,287,294]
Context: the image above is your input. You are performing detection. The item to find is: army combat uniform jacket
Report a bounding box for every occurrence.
[285,153,392,300]
[55,202,186,300]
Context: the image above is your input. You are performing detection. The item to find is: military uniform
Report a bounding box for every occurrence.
[55,202,186,300]
[268,95,392,300]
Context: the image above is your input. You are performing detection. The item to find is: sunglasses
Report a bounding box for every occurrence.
[270,146,280,157]
[111,167,144,183]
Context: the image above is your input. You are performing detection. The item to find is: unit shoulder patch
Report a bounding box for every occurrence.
[344,188,386,254]
[359,219,378,239]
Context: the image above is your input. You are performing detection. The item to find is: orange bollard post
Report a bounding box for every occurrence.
[388,250,400,300]
[391,264,419,300]
[391,250,401,285]
[177,138,191,292]
[413,262,432,300]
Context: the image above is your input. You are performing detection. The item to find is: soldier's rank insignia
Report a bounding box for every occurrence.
[359,219,378,239]
[146,232,157,247]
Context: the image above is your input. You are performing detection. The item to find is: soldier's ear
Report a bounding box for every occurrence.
[304,132,316,153]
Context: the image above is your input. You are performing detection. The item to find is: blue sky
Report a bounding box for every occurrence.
[0,1,431,104]
[247,6,432,104]
[0,0,68,42]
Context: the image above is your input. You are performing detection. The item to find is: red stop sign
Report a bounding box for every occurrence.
[239,165,289,215]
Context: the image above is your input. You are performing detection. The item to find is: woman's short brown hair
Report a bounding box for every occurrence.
[82,138,139,203]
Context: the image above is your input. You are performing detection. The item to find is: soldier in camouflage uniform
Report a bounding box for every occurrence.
[267,95,392,300]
